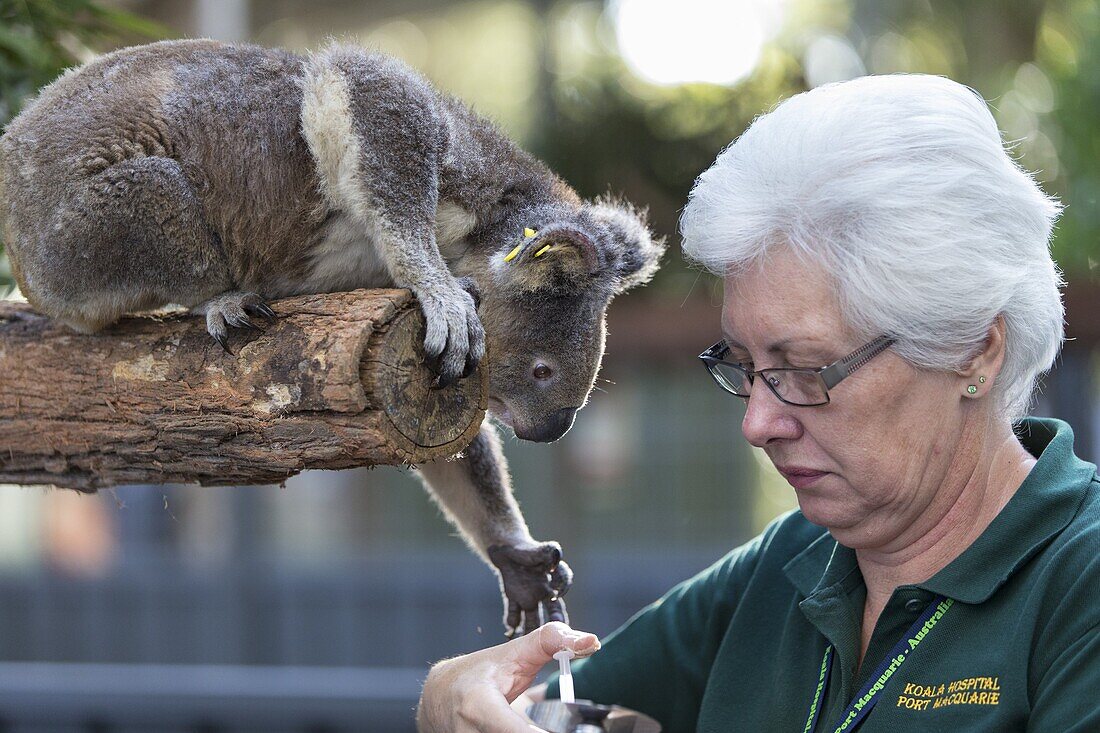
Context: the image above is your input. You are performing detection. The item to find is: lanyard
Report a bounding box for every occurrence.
[802,595,953,733]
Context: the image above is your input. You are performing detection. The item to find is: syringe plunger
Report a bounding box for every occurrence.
[553,649,576,704]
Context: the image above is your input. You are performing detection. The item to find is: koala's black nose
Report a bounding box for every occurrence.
[521,406,580,443]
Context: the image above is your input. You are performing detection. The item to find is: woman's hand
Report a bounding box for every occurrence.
[417,621,600,733]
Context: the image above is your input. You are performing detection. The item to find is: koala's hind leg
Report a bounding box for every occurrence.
[194,290,277,353]
[23,156,233,334]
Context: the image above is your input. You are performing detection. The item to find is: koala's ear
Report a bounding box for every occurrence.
[587,197,667,293]
[499,224,601,291]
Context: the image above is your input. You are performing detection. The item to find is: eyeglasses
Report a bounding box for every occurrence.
[698,336,895,406]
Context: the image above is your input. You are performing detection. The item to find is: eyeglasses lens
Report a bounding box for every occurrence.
[709,362,750,396]
[709,363,828,406]
[764,371,828,406]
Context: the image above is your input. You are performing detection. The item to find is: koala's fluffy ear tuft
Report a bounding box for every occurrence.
[588,196,667,293]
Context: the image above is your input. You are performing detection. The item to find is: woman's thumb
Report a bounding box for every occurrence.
[491,622,601,702]
[511,622,601,667]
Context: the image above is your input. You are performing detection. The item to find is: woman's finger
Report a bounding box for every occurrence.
[490,622,601,701]
[504,622,601,671]
[418,626,598,732]
[457,685,549,733]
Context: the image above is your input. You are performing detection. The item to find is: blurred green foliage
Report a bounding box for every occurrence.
[849,0,1099,278]
[1036,0,1100,277]
[531,0,1100,285]
[0,0,167,288]
[0,0,1096,297]
[0,0,167,125]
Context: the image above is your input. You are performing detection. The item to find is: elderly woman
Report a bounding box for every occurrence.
[417,74,1100,732]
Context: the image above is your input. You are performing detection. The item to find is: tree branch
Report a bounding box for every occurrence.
[0,289,486,490]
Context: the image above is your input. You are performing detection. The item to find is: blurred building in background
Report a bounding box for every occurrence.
[0,0,1097,730]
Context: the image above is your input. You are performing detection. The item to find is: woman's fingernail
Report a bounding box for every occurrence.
[569,633,600,652]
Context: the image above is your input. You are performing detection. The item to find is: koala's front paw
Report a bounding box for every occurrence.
[415,277,485,388]
[488,541,573,637]
[197,290,277,354]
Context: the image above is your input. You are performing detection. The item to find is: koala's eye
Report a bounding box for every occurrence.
[533,363,553,381]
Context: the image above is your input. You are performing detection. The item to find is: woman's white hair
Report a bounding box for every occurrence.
[680,74,1064,421]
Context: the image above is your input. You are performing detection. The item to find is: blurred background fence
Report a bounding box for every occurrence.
[0,0,1097,730]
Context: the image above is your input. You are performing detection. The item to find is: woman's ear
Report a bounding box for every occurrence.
[958,316,1008,393]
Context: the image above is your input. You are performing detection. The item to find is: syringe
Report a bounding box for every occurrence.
[553,649,576,704]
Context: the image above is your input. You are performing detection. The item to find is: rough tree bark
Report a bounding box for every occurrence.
[0,289,487,490]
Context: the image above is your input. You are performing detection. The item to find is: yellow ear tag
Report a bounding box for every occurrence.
[524,227,537,238]
[504,244,522,263]
[534,244,552,258]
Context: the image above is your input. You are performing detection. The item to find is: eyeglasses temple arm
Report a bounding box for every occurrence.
[819,337,895,388]
[698,341,728,361]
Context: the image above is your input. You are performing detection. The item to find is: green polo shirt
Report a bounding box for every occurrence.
[547,417,1100,732]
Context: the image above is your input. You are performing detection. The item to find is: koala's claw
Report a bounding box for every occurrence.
[213,329,232,355]
[456,276,481,309]
[488,541,572,638]
[416,278,485,387]
[235,314,261,331]
[250,302,278,322]
[199,291,276,354]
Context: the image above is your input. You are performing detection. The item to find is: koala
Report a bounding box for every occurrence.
[0,39,665,635]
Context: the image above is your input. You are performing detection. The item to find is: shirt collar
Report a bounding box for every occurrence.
[922,417,1096,602]
[784,530,851,599]
[783,417,1097,603]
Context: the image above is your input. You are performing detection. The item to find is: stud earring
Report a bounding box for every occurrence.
[967,385,978,395]
[979,376,986,384]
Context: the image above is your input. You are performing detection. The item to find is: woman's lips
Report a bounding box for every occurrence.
[777,467,828,489]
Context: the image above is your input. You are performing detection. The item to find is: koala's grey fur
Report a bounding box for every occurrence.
[0,39,665,634]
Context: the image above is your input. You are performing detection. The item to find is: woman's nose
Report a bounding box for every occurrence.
[741,386,802,447]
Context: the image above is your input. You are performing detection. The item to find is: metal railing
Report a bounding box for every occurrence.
[0,662,422,733]
[0,552,724,732]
